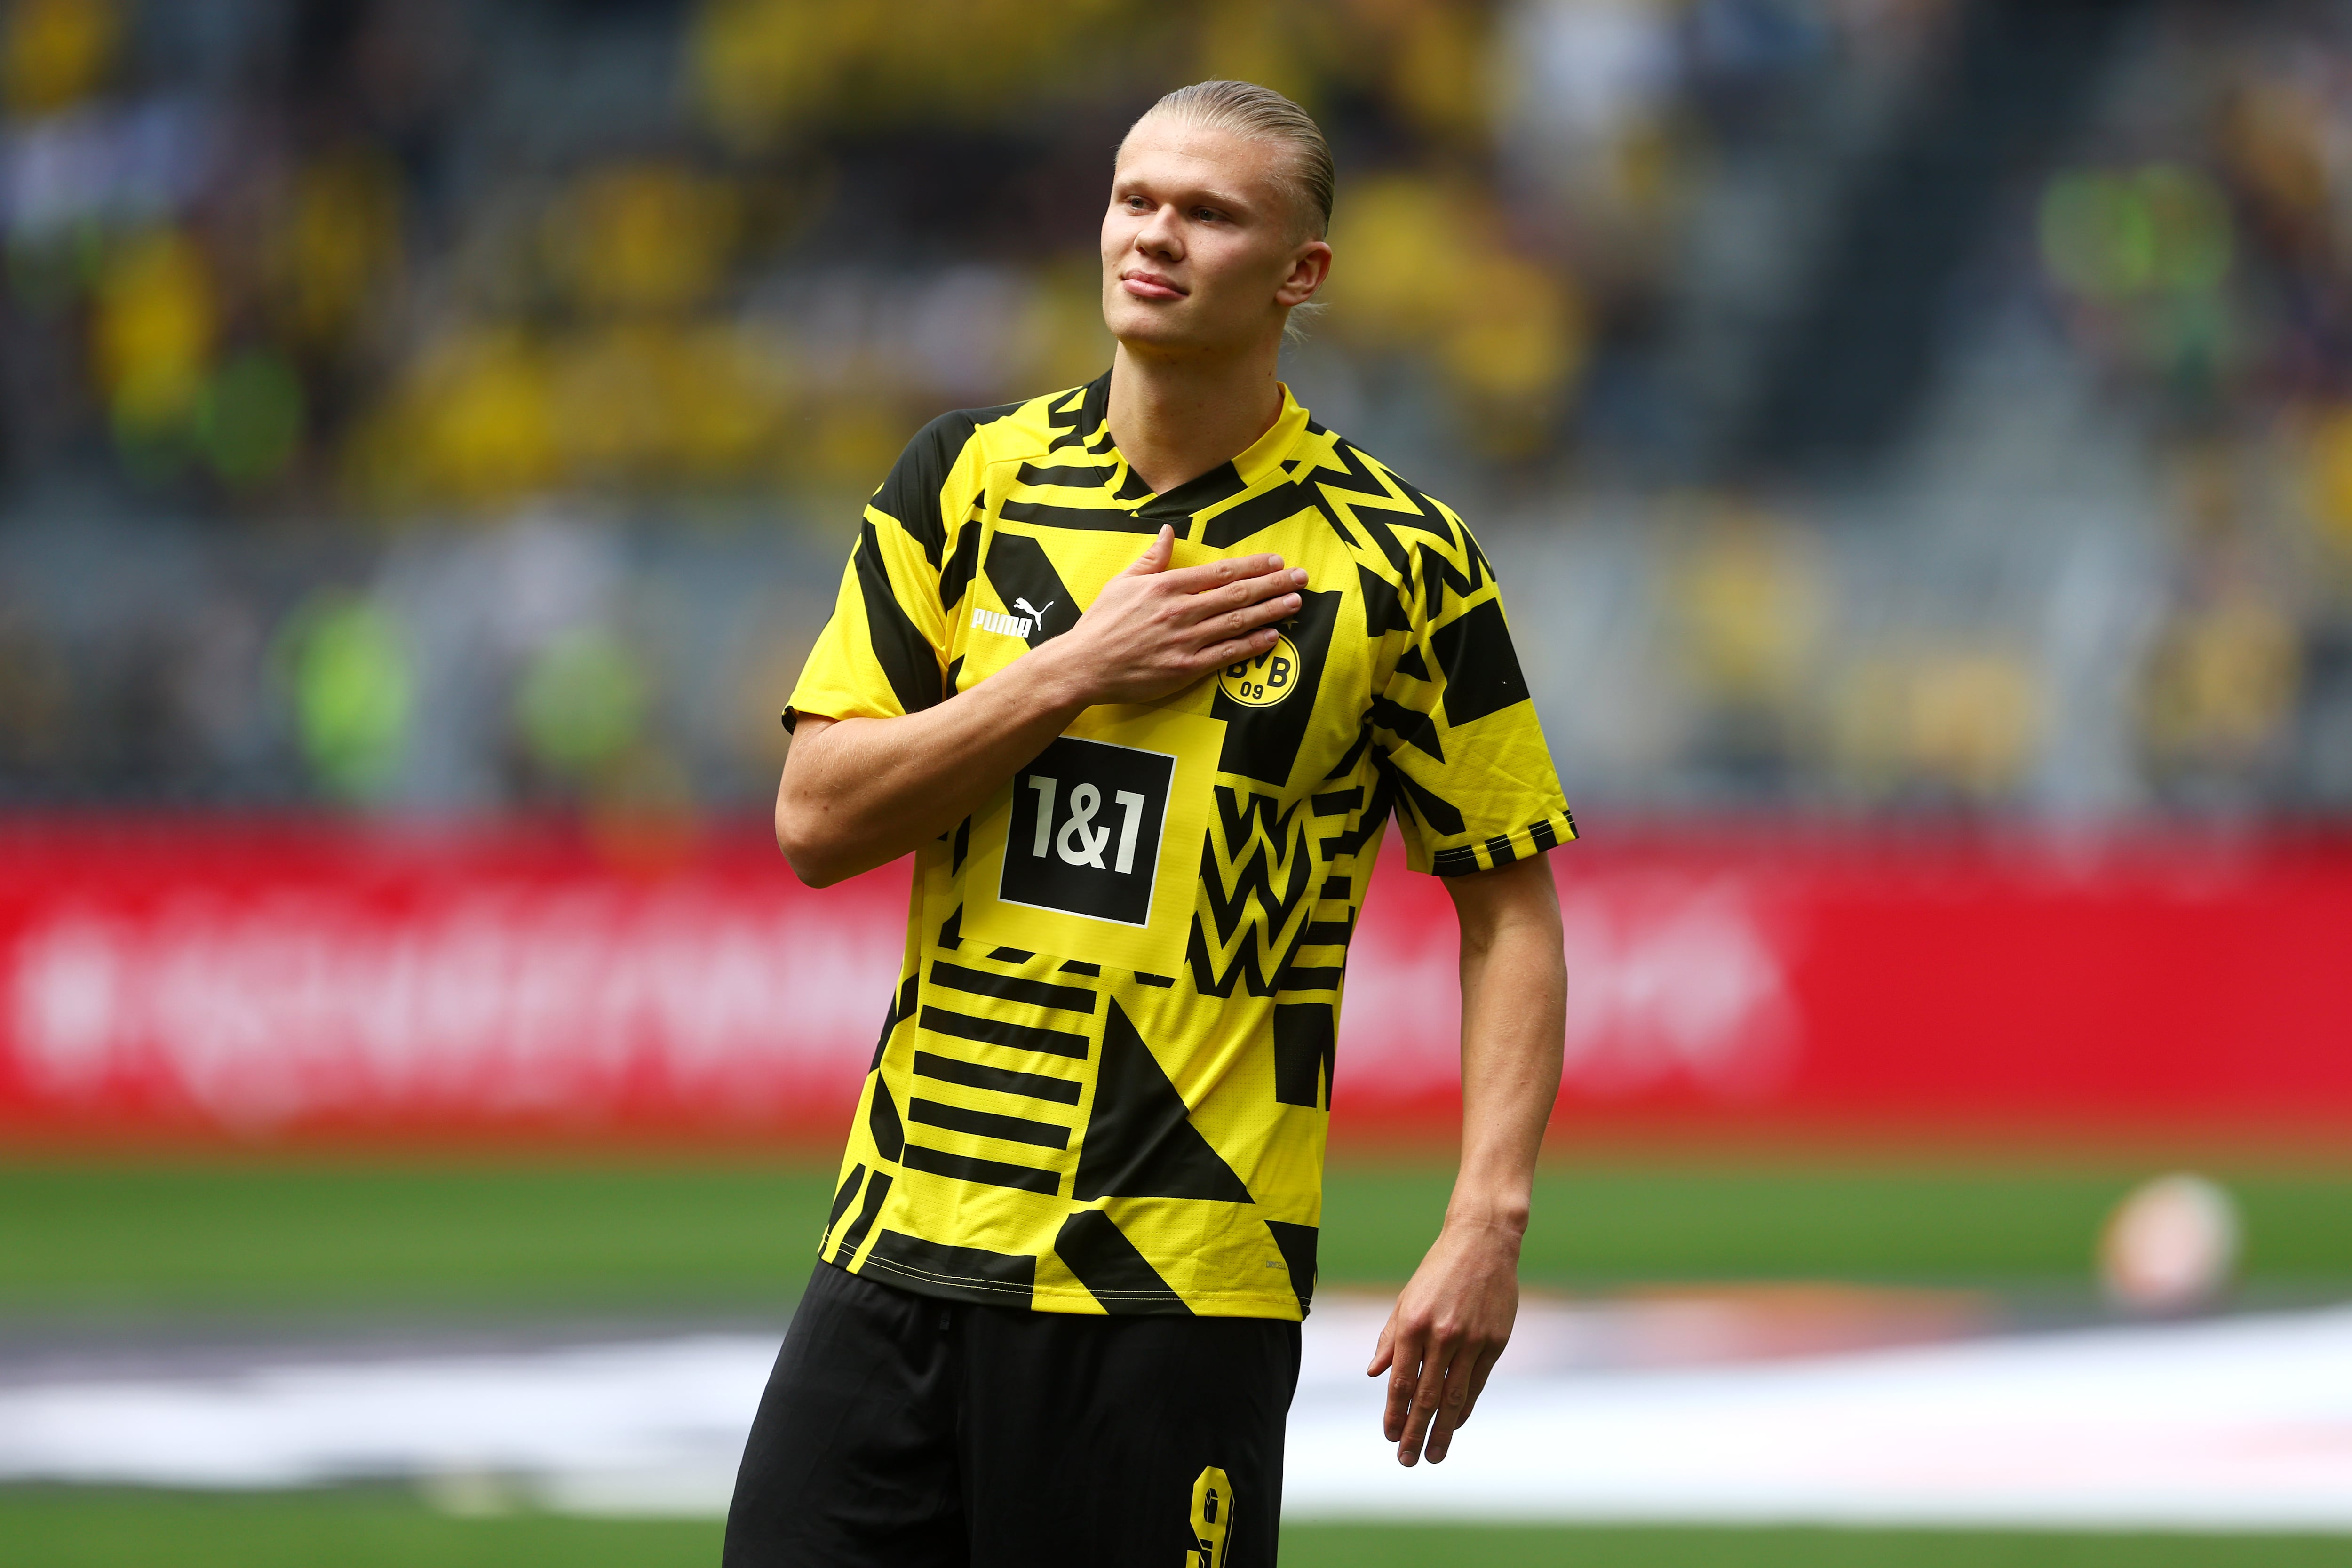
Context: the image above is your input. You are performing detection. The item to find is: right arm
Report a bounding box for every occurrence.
[775,526,1306,887]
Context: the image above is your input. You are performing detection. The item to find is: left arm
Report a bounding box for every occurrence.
[1367,853,1565,1465]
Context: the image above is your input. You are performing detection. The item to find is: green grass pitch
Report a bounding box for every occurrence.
[4,1154,2349,1313]
[2,1156,2347,1567]
[0,1489,2346,1568]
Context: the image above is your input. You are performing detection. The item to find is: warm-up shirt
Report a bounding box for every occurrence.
[788,372,1575,1319]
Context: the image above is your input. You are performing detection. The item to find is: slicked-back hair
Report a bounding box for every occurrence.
[1128,79,1335,239]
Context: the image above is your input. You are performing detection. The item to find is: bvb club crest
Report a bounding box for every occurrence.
[1217,635,1300,708]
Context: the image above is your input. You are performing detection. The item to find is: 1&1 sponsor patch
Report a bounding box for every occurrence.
[1001,736,1175,928]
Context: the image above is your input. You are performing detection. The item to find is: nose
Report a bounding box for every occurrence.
[1133,202,1182,261]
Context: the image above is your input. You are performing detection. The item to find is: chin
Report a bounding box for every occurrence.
[1112,326,1193,357]
[1107,311,1237,361]
[1104,299,1185,342]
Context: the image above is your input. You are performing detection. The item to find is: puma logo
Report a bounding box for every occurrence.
[975,601,1050,640]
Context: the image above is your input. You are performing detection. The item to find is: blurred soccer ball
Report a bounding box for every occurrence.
[2098,1172,2240,1314]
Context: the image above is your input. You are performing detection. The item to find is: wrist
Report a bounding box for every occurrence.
[1017,638,1099,715]
[1440,1195,1530,1249]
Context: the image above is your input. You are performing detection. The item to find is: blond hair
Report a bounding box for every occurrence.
[1128,79,1335,239]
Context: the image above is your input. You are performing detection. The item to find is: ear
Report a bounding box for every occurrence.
[1276,239,1332,309]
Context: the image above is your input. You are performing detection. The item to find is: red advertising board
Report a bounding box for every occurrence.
[3,816,2348,1146]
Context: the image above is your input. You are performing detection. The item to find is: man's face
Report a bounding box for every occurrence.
[1101,116,1331,359]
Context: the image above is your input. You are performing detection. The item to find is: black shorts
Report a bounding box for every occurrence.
[723,1260,1302,1567]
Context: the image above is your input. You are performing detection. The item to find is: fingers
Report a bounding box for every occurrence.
[1367,1313,1398,1378]
[1382,1336,1419,1446]
[1089,540,1308,702]
[1186,571,1301,666]
[1422,1347,1496,1465]
[1422,1366,1465,1465]
[1169,568,1304,666]
[1395,1333,1458,1466]
[1385,1319,1508,1465]
[1185,567,1307,625]
[1158,549,1284,594]
[1192,626,1282,671]
[1119,525,1176,576]
[1195,591,1301,647]
[1378,1306,1416,1443]
[1450,1345,1504,1433]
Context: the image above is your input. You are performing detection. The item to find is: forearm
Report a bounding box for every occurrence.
[1372,859,1565,1466]
[1446,876,1566,1241]
[776,644,1094,885]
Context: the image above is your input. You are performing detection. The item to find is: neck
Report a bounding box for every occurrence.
[1104,336,1284,496]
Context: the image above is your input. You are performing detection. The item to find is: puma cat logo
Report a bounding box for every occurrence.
[974,597,1056,640]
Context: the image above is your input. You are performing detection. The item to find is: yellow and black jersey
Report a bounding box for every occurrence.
[789,372,1575,1320]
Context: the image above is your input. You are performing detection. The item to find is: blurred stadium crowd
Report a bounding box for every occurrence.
[0,0,2349,820]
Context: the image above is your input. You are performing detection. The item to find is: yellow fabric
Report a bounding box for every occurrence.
[1188,1465,1235,1568]
[792,373,1575,1319]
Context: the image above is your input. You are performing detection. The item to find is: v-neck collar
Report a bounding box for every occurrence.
[1082,374,1311,523]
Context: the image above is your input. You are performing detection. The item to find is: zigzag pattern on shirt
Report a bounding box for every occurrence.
[1041,376,1116,456]
[1413,530,1493,618]
[1043,384,1091,452]
[1186,785,1319,998]
[1290,435,1506,651]
[1296,431,1458,573]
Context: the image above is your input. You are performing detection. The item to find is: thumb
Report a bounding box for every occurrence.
[1120,524,1175,576]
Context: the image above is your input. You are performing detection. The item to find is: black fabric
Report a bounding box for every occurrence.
[867,1075,905,1161]
[1141,459,1247,528]
[918,1004,1089,1060]
[939,517,985,610]
[912,1050,1083,1105]
[823,1163,867,1240]
[831,1171,892,1267]
[854,521,946,716]
[1430,597,1531,727]
[1073,1002,1254,1203]
[873,402,1023,565]
[928,960,1097,1014]
[724,1261,1298,1568]
[1263,1221,1319,1315]
[865,1229,1040,1300]
[1357,561,1410,637]
[1271,1003,1336,1110]
[1213,588,1343,787]
[1197,480,1315,548]
[980,531,1081,644]
[872,974,918,1072]
[998,498,1168,537]
[1053,1209,1188,1314]
[899,1142,1060,1196]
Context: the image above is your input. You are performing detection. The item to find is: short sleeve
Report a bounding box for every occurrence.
[785,418,974,731]
[1371,510,1577,875]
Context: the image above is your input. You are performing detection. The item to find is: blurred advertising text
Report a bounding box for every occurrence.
[5,819,2349,1150]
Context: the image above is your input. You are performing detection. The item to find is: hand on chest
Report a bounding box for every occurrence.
[958,525,1361,778]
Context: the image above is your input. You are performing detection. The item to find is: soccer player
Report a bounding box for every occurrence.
[729,79,1573,1567]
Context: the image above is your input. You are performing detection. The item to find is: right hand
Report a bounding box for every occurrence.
[1048,526,1307,706]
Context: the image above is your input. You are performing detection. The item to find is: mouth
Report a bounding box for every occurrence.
[1119,269,1187,301]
